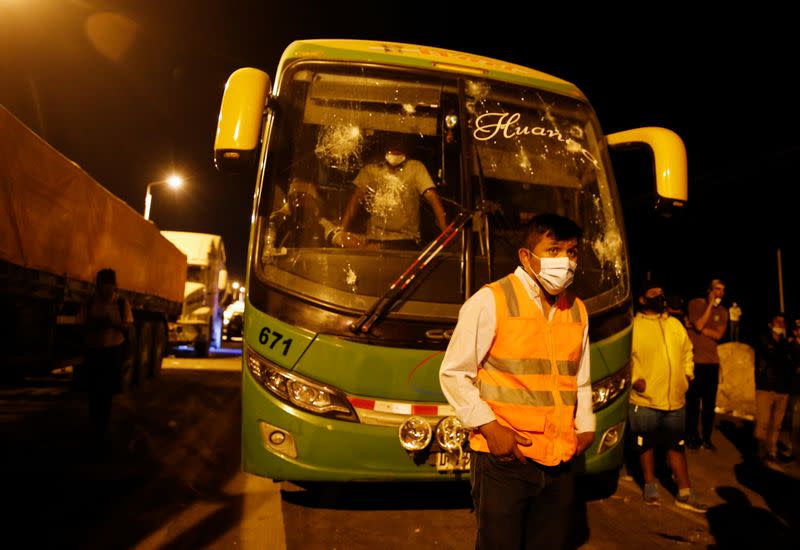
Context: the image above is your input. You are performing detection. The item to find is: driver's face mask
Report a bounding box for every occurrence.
[385,151,406,166]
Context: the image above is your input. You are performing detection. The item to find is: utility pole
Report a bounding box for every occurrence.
[777,248,785,313]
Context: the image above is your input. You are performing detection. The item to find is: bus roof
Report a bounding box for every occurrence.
[279,39,587,100]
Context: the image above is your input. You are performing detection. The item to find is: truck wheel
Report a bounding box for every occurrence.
[149,319,166,379]
[137,321,154,383]
[120,326,139,392]
[195,339,209,358]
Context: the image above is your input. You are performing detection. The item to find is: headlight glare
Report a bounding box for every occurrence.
[246,347,357,422]
[288,380,334,409]
[435,416,467,452]
[592,362,631,411]
[399,416,433,451]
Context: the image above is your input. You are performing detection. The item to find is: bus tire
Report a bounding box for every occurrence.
[580,468,620,501]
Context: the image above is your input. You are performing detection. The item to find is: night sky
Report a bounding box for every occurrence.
[2,1,798,341]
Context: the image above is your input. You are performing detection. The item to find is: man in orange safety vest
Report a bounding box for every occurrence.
[440,213,595,549]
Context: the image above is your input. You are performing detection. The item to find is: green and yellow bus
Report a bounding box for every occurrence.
[213,40,687,482]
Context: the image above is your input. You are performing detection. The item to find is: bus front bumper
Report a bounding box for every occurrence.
[242,371,629,482]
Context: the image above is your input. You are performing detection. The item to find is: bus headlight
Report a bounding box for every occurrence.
[399,416,433,451]
[592,362,631,411]
[435,416,467,452]
[246,347,358,422]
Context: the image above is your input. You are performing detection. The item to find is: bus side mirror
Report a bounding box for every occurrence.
[214,68,272,173]
[606,127,687,215]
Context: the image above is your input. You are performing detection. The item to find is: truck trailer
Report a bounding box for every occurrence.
[0,106,186,384]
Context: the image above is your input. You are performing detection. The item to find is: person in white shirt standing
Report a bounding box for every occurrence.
[440,213,595,550]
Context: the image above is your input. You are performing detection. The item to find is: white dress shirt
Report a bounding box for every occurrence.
[439,267,596,433]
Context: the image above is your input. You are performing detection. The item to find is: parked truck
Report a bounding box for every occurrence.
[0,106,186,383]
[160,231,228,357]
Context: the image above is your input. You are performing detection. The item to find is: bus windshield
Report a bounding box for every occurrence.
[254,63,628,322]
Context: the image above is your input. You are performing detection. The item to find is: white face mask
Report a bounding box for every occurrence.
[527,252,577,295]
[385,153,406,166]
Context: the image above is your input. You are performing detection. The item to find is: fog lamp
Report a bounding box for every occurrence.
[435,416,467,452]
[398,416,433,451]
[258,421,297,458]
[597,422,625,454]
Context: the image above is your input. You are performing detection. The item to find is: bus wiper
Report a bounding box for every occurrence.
[350,209,473,335]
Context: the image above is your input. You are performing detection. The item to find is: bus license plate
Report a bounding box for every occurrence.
[436,451,471,472]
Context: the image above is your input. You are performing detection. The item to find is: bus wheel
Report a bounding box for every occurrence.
[580,468,620,500]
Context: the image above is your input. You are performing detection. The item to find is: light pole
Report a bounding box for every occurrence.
[143,175,183,221]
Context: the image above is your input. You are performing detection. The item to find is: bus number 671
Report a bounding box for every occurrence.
[259,326,293,356]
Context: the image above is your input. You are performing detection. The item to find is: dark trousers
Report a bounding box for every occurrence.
[471,452,575,550]
[84,345,124,438]
[686,363,720,442]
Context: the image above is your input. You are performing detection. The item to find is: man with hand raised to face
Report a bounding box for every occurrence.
[440,213,595,550]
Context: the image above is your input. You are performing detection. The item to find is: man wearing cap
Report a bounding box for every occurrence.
[630,281,707,513]
[685,279,728,450]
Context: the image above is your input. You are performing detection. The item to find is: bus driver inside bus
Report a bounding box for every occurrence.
[338,136,447,250]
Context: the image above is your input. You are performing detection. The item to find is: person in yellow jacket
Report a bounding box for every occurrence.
[630,281,708,513]
[440,213,595,550]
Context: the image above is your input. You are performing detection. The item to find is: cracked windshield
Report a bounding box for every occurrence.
[255,65,628,316]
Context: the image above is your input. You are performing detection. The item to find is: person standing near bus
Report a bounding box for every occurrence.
[754,313,793,463]
[630,281,708,513]
[685,279,728,450]
[340,136,447,250]
[439,213,595,549]
[78,268,133,447]
[729,302,742,342]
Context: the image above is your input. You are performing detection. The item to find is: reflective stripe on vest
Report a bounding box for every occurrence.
[470,274,587,466]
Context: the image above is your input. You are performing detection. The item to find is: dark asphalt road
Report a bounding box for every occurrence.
[2,358,799,549]
[2,367,243,549]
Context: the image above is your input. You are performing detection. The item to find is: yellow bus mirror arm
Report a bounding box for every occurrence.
[606,127,688,205]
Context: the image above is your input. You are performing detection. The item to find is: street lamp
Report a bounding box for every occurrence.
[143,175,183,221]
[232,281,243,301]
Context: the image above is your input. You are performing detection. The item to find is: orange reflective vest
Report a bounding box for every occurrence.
[469,274,588,465]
